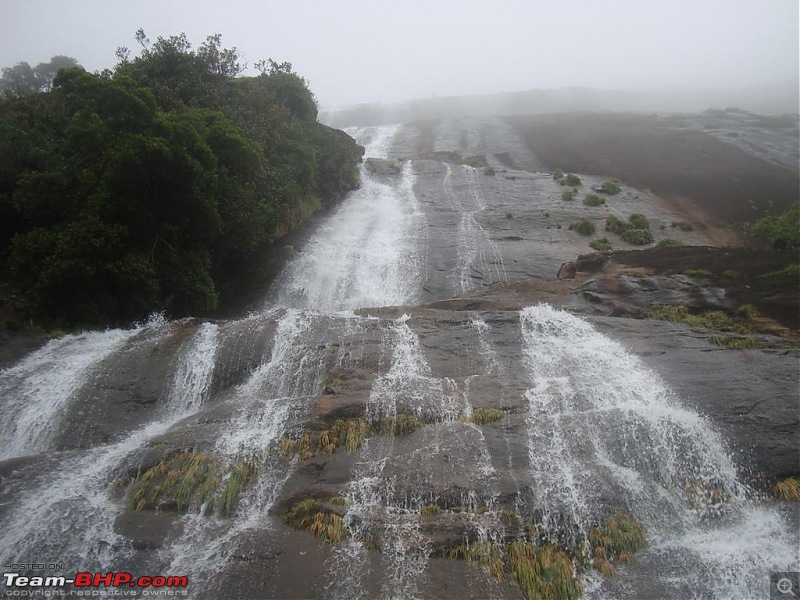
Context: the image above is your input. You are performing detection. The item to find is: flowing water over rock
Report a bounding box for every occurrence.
[0,123,796,599]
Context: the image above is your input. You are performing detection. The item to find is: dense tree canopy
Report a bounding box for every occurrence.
[0,33,363,328]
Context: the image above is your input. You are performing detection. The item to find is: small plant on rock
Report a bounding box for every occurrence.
[569,219,596,235]
[590,237,613,251]
[600,179,621,194]
[583,194,605,207]
[470,407,506,425]
[562,189,577,201]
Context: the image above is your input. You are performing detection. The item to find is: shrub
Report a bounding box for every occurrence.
[671,221,694,231]
[569,219,596,235]
[583,194,605,207]
[590,238,613,251]
[552,168,564,180]
[657,238,684,247]
[628,213,650,229]
[605,214,628,234]
[621,228,654,245]
[561,189,577,201]
[484,167,496,176]
[564,173,582,186]
[600,179,621,194]
[744,202,800,250]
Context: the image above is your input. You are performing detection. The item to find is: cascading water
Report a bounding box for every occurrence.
[0,324,145,459]
[273,127,426,312]
[442,163,508,294]
[158,124,432,595]
[0,319,220,573]
[519,304,798,598]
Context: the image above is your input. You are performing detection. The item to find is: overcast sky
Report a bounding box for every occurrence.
[1,0,797,108]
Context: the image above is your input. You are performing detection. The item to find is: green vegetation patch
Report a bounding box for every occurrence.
[743,202,799,251]
[620,228,654,245]
[657,238,684,247]
[280,414,423,460]
[647,304,754,334]
[588,508,646,579]
[671,221,694,232]
[564,173,582,187]
[606,213,653,245]
[281,497,346,544]
[0,33,363,328]
[600,180,621,194]
[128,451,258,516]
[710,335,765,350]
[470,407,506,425]
[583,194,605,207]
[765,263,799,278]
[589,238,613,251]
[569,219,596,236]
[445,540,582,600]
[562,189,578,201]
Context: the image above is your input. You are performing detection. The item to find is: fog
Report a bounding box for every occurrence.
[1,0,797,110]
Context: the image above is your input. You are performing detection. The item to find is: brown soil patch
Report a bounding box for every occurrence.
[504,113,799,225]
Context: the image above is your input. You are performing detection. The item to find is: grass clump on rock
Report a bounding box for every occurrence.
[445,540,582,600]
[600,179,621,194]
[773,477,800,501]
[564,173,582,187]
[671,221,694,231]
[588,508,646,579]
[569,219,596,235]
[470,407,506,425]
[606,213,653,245]
[562,188,578,201]
[281,497,346,544]
[657,238,684,247]
[128,451,259,516]
[583,194,605,207]
[280,414,422,460]
[589,238,613,251]
[620,228,654,245]
[647,304,754,334]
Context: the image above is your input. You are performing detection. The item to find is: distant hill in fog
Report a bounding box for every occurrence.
[320,80,799,127]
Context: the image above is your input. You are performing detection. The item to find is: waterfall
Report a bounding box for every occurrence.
[273,126,426,312]
[519,304,798,597]
[442,163,507,294]
[0,321,219,572]
[0,324,146,459]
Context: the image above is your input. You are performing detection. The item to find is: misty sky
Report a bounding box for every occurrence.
[1,0,797,108]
